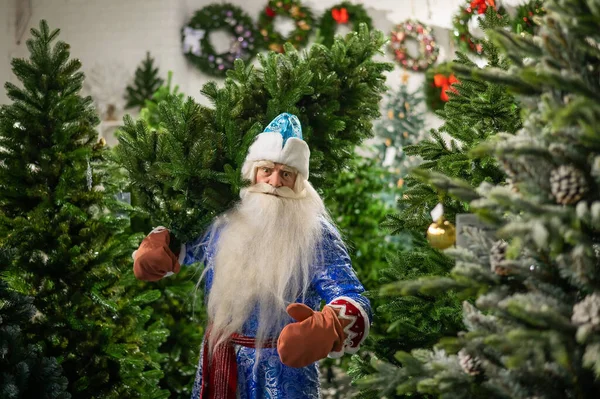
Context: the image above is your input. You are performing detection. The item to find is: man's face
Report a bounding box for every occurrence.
[255,162,297,190]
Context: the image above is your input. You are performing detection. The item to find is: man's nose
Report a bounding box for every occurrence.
[268,172,283,187]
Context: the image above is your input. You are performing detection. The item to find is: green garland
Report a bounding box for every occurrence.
[452,0,507,55]
[257,0,314,53]
[423,62,457,112]
[182,3,259,77]
[318,1,372,48]
[511,0,546,35]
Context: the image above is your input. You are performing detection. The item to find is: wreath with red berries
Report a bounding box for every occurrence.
[257,0,314,53]
[452,0,507,55]
[318,1,373,48]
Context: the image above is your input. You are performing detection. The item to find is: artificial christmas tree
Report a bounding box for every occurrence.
[124,51,164,110]
[349,9,522,398]
[373,79,426,199]
[0,21,168,398]
[359,0,600,397]
[126,78,206,399]
[0,280,70,399]
[324,156,396,291]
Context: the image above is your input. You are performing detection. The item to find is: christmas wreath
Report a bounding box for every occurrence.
[423,62,459,112]
[257,0,314,53]
[389,19,439,72]
[318,1,372,48]
[452,0,506,55]
[511,0,545,35]
[182,3,259,77]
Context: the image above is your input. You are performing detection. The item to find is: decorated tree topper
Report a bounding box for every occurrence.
[182,3,259,77]
[389,19,439,72]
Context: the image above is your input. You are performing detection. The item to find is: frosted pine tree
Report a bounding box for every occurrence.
[358,1,600,397]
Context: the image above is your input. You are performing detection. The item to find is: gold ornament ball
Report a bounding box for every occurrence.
[387,109,394,120]
[385,138,392,147]
[397,178,404,188]
[427,218,456,250]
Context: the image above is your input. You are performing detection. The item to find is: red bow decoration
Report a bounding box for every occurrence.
[265,6,276,17]
[434,74,460,102]
[470,0,495,14]
[331,8,349,24]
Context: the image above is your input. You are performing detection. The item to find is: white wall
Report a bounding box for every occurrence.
[0,0,484,129]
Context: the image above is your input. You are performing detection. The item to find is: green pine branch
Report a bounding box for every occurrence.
[0,20,168,398]
[358,1,600,397]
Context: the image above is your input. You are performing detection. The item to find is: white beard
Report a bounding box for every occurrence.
[203,180,327,351]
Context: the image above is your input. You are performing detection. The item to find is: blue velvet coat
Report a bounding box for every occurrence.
[183,220,371,399]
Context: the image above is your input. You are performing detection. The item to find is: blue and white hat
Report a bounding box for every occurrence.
[242,113,310,179]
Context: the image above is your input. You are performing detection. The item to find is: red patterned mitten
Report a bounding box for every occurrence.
[277,297,370,368]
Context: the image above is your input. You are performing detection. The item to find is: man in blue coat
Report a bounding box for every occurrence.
[133,113,370,398]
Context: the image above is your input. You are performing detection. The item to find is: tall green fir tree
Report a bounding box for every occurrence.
[124,51,164,110]
[0,21,168,398]
[0,279,69,399]
[123,77,205,399]
[324,156,397,292]
[349,9,522,398]
[358,0,600,397]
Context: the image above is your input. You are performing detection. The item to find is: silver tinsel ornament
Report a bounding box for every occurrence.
[490,240,509,276]
[550,165,589,205]
[572,293,600,327]
[458,349,483,376]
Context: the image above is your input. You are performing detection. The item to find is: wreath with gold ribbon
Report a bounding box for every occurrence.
[389,19,439,72]
[318,1,372,48]
[452,0,506,55]
[182,3,259,77]
[257,0,314,53]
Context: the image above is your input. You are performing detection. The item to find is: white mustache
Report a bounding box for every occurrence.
[245,182,298,198]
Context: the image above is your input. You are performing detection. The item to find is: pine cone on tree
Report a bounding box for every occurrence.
[572,293,600,328]
[550,165,589,205]
[458,349,483,376]
[490,240,509,276]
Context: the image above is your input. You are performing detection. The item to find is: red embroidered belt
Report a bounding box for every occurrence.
[199,329,278,399]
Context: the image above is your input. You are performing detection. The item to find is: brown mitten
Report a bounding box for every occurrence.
[277,303,351,368]
[133,227,180,281]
